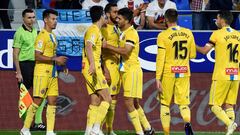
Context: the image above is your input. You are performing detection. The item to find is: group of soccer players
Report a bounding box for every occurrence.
[17,3,240,135]
[156,9,239,135]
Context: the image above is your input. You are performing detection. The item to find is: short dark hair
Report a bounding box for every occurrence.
[22,8,34,17]
[118,8,133,22]
[218,10,233,25]
[43,9,58,19]
[90,6,104,23]
[164,8,178,23]
[104,3,117,13]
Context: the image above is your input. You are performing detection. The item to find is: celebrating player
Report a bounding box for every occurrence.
[155,9,196,135]
[196,10,239,135]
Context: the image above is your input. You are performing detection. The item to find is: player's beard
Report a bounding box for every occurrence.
[110,16,117,24]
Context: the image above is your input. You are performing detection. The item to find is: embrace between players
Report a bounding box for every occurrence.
[17,5,240,135]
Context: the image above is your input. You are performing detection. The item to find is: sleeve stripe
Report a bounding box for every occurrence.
[208,41,215,46]
[126,40,135,45]
[158,46,165,49]
[86,40,95,46]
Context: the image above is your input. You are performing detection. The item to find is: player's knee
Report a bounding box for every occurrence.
[47,96,57,106]
[210,105,222,113]
[179,105,191,123]
[124,98,135,112]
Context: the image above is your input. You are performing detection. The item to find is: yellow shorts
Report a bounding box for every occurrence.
[209,80,239,106]
[160,77,190,106]
[33,76,58,98]
[82,65,109,95]
[121,67,142,98]
[105,61,120,95]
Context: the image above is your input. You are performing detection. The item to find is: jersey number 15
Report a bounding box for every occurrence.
[172,40,188,59]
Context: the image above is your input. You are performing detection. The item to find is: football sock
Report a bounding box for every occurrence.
[137,106,151,131]
[211,105,232,126]
[24,103,39,128]
[160,104,170,135]
[86,105,98,128]
[179,105,191,123]
[95,101,110,124]
[128,109,143,134]
[106,99,117,132]
[46,105,56,131]
[225,107,235,121]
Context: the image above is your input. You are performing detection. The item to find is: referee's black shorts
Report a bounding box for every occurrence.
[18,60,35,90]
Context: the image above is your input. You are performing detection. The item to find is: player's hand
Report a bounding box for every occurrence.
[16,72,23,82]
[156,79,163,93]
[103,66,111,85]
[89,63,96,75]
[54,56,68,66]
[63,66,69,75]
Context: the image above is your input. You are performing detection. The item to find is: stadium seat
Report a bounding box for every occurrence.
[172,0,190,10]
[177,15,192,29]
[42,0,51,9]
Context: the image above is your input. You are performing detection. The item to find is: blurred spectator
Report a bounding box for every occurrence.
[206,0,233,30]
[117,0,148,29]
[172,0,190,10]
[25,0,35,8]
[0,0,11,29]
[190,0,209,30]
[146,0,176,29]
[82,0,108,9]
[107,0,119,3]
[55,0,82,9]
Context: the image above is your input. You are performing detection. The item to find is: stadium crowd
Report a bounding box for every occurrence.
[1,0,240,30]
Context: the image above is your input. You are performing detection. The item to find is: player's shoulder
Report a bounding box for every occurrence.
[179,26,192,33]
[126,26,138,36]
[87,24,100,34]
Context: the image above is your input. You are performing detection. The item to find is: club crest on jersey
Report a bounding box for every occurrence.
[41,89,46,94]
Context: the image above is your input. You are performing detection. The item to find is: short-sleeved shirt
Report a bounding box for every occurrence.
[13,24,37,61]
[208,27,240,80]
[117,0,144,25]
[82,0,108,9]
[146,0,176,22]
[82,24,103,68]
[34,29,57,77]
[119,26,141,72]
[101,24,120,63]
[156,26,196,79]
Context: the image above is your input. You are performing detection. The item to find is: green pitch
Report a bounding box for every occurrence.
[1,131,240,135]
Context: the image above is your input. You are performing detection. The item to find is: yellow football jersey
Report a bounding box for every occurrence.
[209,26,240,80]
[119,26,141,72]
[101,24,120,63]
[156,26,196,79]
[34,29,57,77]
[82,24,103,68]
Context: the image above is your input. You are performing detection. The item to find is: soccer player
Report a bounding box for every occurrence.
[20,9,68,135]
[82,6,112,135]
[101,3,120,135]
[103,8,154,135]
[13,8,46,131]
[196,10,239,135]
[155,9,196,135]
